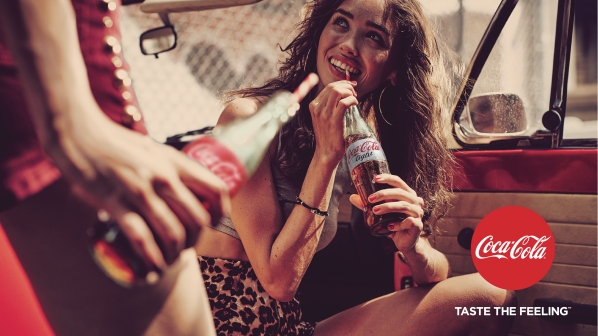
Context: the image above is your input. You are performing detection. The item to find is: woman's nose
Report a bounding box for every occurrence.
[339,35,358,56]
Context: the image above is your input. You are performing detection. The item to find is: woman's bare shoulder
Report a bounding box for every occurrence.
[217,96,268,125]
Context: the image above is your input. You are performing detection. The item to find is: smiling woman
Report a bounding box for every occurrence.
[315,3,399,95]
[194,0,517,334]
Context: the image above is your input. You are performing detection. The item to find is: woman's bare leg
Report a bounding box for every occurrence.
[314,273,516,336]
[0,179,215,336]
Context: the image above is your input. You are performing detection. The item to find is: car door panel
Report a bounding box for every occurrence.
[436,149,597,336]
[453,149,597,194]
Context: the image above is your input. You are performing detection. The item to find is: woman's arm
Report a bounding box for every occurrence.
[221,81,357,302]
[0,0,228,269]
[401,237,451,284]
[231,140,338,301]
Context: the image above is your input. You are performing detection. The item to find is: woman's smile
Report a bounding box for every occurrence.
[328,56,361,80]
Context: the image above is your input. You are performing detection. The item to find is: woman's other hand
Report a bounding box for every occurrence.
[349,173,424,252]
[309,80,357,162]
[46,107,230,269]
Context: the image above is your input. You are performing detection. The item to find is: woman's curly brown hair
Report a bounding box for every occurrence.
[226,0,460,234]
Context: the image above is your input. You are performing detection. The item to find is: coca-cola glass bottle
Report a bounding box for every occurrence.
[88,74,318,287]
[182,91,293,195]
[344,105,406,236]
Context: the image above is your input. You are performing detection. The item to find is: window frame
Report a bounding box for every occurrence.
[451,0,595,149]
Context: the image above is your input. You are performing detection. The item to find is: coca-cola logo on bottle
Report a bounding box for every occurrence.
[346,138,386,171]
[470,206,555,290]
[184,139,245,195]
[346,140,380,160]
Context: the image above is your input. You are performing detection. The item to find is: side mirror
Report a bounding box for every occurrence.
[139,25,177,58]
[462,93,527,135]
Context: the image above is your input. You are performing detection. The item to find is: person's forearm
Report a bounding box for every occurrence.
[0,0,99,147]
[403,237,451,285]
[266,153,338,300]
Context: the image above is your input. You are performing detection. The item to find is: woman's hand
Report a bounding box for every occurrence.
[309,80,357,162]
[46,108,230,269]
[350,174,450,283]
[349,173,424,252]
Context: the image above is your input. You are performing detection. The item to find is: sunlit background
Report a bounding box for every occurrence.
[120,0,596,142]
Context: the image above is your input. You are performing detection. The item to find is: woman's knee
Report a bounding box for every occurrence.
[466,273,517,335]
[441,273,516,336]
[466,273,517,308]
[417,272,516,310]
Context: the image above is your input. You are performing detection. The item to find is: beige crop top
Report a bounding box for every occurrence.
[211,133,352,251]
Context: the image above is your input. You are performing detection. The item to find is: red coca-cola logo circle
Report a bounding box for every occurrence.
[470,206,555,290]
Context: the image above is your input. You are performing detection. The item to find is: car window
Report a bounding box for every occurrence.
[120,1,307,142]
[469,0,559,138]
[419,0,501,71]
[563,0,597,140]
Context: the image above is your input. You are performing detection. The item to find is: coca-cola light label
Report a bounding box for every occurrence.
[345,138,387,171]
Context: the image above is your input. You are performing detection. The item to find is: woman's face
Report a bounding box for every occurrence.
[315,0,400,98]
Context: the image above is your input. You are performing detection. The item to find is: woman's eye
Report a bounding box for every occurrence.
[333,17,348,29]
[367,32,384,45]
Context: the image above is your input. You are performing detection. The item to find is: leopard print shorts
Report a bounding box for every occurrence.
[198,256,316,335]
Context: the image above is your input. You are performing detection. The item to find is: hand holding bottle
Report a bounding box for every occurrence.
[90,74,319,287]
[349,173,424,249]
[344,103,412,236]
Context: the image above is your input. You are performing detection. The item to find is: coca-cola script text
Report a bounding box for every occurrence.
[474,235,550,260]
[345,138,386,171]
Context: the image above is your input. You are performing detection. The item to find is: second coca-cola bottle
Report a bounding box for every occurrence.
[88,74,318,287]
[183,91,293,195]
[344,105,406,236]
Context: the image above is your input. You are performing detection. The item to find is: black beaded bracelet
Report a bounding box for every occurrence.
[280,196,329,217]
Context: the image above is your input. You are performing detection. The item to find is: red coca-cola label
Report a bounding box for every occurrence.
[471,206,555,290]
[345,138,387,171]
[183,136,247,196]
